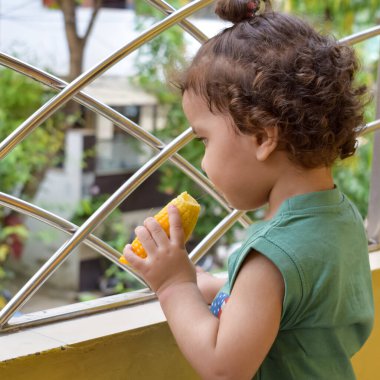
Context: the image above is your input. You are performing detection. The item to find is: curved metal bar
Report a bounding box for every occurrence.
[0,52,253,229]
[151,0,380,48]
[147,0,208,43]
[190,209,246,264]
[0,54,162,150]
[0,0,214,159]
[340,25,380,45]
[150,1,379,48]
[0,4,379,331]
[1,207,242,331]
[2,290,157,332]
[0,192,147,286]
[0,129,193,327]
[362,119,380,136]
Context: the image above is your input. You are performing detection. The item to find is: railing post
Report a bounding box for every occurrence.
[367,42,380,244]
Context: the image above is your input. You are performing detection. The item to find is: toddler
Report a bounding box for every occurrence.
[122,0,374,378]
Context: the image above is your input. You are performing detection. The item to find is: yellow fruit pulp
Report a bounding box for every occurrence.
[119,192,200,264]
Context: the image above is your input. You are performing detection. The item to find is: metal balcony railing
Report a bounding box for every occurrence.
[0,0,379,333]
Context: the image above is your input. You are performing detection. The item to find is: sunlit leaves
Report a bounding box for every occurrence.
[277,0,380,35]
[0,69,65,195]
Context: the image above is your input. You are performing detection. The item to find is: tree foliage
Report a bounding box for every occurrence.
[278,0,380,35]
[0,0,102,281]
[0,69,66,196]
[0,69,67,293]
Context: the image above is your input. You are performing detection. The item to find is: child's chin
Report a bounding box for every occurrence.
[226,200,250,211]
[230,199,262,212]
[222,193,254,211]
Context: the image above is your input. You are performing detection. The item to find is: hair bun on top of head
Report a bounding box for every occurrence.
[215,0,269,23]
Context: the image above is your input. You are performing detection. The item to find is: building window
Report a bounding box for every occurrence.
[43,1,135,10]
[114,105,140,125]
[101,0,131,9]
[95,105,143,174]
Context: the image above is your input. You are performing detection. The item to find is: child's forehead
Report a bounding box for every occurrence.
[182,91,210,119]
[183,90,206,108]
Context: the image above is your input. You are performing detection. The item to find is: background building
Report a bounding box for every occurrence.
[0,0,226,293]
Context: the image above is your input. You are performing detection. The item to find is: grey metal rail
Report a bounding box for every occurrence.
[0,205,245,331]
[0,52,252,229]
[147,0,208,43]
[340,25,380,46]
[0,128,193,327]
[363,119,380,136]
[0,0,214,160]
[0,0,252,331]
[190,209,246,263]
[0,0,379,332]
[0,192,147,286]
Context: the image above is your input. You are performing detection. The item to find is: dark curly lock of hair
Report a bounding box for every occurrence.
[179,0,368,168]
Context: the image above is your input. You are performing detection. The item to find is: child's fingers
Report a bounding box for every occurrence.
[135,225,157,253]
[144,217,169,246]
[168,205,185,246]
[122,244,148,271]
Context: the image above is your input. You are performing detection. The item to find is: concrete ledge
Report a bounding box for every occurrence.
[370,251,380,270]
[0,297,165,361]
[1,264,379,380]
[0,299,199,380]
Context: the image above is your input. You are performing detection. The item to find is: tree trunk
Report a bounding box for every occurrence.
[59,0,85,81]
[58,0,86,119]
[20,0,101,200]
[56,0,101,119]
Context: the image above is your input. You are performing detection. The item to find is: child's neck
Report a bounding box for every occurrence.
[264,164,334,220]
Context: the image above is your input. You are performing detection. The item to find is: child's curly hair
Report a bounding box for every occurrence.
[179,0,368,168]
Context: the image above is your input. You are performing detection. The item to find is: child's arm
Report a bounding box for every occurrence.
[123,206,284,380]
[196,266,227,304]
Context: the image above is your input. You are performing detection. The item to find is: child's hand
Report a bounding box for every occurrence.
[122,205,196,296]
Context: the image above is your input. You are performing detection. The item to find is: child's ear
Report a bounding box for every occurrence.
[255,126,279,162]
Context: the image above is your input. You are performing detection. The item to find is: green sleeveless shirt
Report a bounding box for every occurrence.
[210,188,374,379]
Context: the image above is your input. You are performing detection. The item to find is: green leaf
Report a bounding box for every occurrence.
[0,245,9,262]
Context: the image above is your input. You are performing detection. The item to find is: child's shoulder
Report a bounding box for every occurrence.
[245,188,366,267]
[228,188,369,319]
[250,188,363,241]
